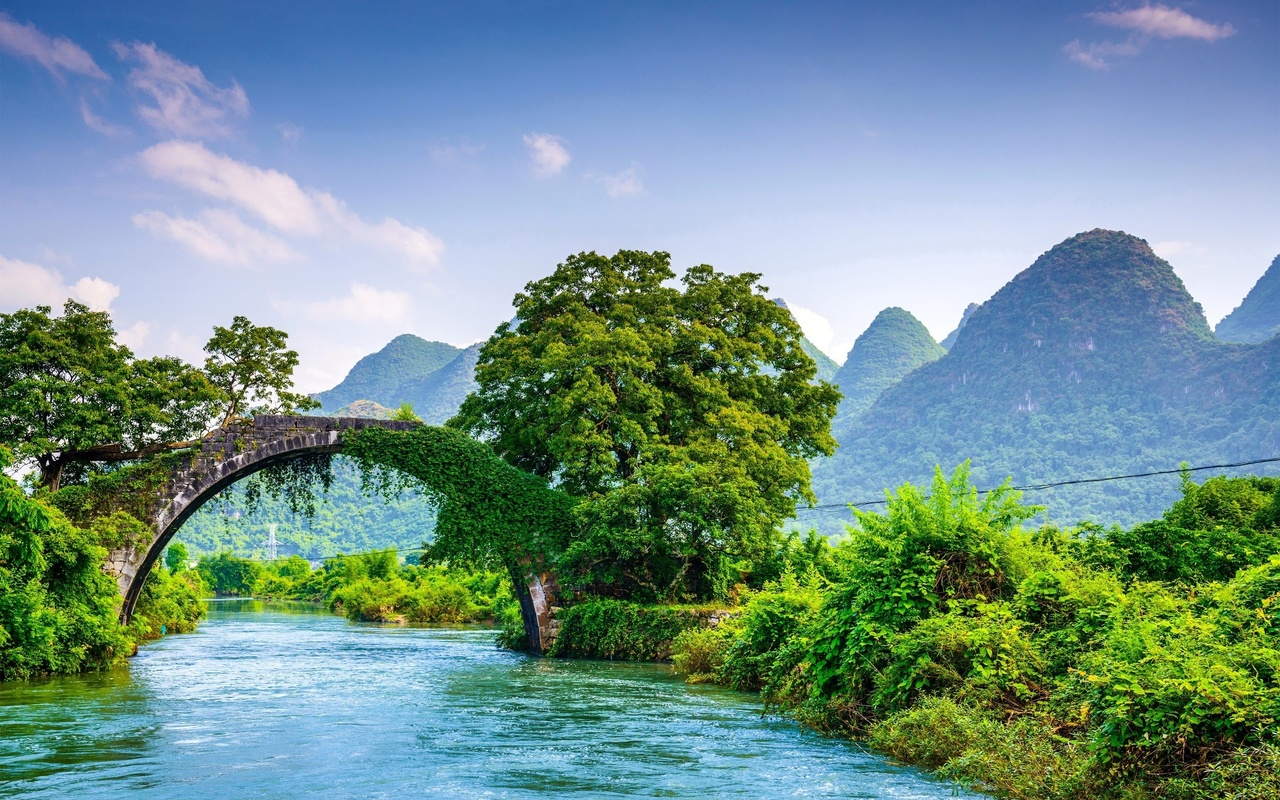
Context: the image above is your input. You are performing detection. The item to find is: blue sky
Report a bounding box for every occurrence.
[1,1,1276,391]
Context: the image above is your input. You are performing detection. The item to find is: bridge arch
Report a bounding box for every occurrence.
[109,415,572,651]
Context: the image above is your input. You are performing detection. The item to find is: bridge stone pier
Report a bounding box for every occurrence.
[106,414,562,652]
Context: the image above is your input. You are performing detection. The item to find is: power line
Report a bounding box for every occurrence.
[794,455,1280,518]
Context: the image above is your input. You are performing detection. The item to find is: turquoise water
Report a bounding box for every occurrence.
[0,600,982,798]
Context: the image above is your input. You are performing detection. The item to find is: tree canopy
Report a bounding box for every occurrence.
[450,250,841,600]
[0,302,220,489]
[204,315,319,425]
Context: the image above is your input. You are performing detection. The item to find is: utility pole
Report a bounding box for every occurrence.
[267,524,278,561]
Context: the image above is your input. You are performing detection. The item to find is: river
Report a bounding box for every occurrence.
[0,600,983,799]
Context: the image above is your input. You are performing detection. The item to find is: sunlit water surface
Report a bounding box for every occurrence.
[0,600,984,798]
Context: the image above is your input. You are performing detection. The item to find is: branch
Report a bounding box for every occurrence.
[57,440,196,464]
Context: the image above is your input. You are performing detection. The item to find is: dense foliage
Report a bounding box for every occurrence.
[204,315,320,424]
[451,250,840,601]
[0,301,219,490]
[670,465,1280,799]
[178,456,438,560]
[0,449,205,681]
[194,548,518,627]
[816,231,1280,526]
[1216,254,1280,344]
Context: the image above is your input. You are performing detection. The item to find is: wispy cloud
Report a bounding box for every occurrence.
[784,302,837,357]
[588,165,644,198]
[0,13,108,81]
[136,140,444,268]
[523,133,571,177]
[0,255,119,312]
[1088,5,1235,41]
[113,41,249,138]
[79,98,130,137]
[1065,4,1235,70]
[286,282,413,327]
[132,208,302,266]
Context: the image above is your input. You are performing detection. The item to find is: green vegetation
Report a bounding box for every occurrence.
[0,301,220,490]
[669,465,1280,799]
[817,230,1280,526]
[313,334,463,412]
[0,448,205,681]
[451,249,840,601]
[195,549,518,626]
[204,314,320,424]
[176,456,437,560]
[831,306,945,425]
[548,600,725,661]
[1216,254,1280,344]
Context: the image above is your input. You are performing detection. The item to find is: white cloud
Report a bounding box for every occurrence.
[79,98,130,136]
[523,133,571,177]
[1088,5,1235,41]
[117,320,151,350]
[113,41,249,139]
[0,255,119,312]
[289,282,413,327]
[138,140,444,267]
[133,208,302,265]
[1152,240,1208,260]
[312,193,445,266]
[139,140,321,234]
[1067,5,1235,69]
[589,165,644,198]
[786,303,837,357]
[0,13,108,81]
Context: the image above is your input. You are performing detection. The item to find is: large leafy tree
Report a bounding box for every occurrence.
[0,302,220,490]
[203,316,320,425]
[450,250,841,600]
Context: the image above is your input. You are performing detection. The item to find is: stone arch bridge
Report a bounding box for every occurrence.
[105,415,562,651]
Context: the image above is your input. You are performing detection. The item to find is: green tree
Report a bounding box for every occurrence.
[451,250,840,600]
[391,402,422,422]
[204,316,319,425]
[165,541,189,574]
[0,302,220,489]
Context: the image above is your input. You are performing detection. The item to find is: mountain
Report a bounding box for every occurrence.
[314,335,462,411]
[940,302,978,350]
[1216,255,1280,344]
[398,344,481,424]
[831,307,944,424]
[814,230,1280,527]
[772,299,839,382]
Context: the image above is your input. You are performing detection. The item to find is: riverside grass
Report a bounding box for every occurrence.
[670,465,1280,800]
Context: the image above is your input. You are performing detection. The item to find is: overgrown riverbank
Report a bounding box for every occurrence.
[0,450,206,681]
[195,549,520,627]
[656,467,1280,800]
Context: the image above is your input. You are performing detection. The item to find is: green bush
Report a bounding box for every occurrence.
[549,599,719,661]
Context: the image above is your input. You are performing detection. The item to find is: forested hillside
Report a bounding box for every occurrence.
[831,307,944,428]
[313,334,462,411]
[814,230,1280,525]
[176,457,437,560]
[1216,254,1280,344]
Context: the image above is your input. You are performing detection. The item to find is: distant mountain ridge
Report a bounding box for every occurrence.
[940,302,978,350]
[314,335,462,411]
[815,229,1279,526]
[1216,255,1280,344]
